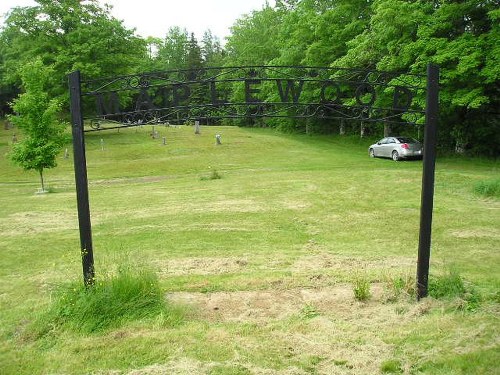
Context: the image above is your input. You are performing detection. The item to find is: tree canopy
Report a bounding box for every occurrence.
[0,0,498,156]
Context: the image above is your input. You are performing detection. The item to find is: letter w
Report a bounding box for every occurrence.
[276,80,304,103]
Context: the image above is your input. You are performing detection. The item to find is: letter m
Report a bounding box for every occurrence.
[95,91,121,116]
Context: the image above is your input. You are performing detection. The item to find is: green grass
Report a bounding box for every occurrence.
[0,123,498,374]
[473,178,500,198]
[29,265,185,336]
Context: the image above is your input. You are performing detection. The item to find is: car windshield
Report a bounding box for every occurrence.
[396,137,418,143]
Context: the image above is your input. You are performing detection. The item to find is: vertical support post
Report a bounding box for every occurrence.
[69,71,95,287]
[416,64,439,299]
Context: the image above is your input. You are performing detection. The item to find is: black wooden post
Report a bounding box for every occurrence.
[416,64,439,299]
[69,71,95,287]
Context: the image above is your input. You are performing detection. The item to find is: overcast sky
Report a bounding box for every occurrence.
[0,0,275,42]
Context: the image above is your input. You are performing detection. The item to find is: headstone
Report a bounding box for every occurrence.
[163,137,166,145]
[100,139,104,151]
[194,120,201,134]
[12,134,17,143]
[64,148,69,159]
[215,134,222,145]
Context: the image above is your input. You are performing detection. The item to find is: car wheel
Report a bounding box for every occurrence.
[369,148,375,158]
[392,151,399,161]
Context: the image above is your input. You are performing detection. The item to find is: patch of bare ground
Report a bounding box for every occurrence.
[0,211,77,236]
[112,286,429,375]
[291,252,416,273]
[103,358,309,375]
[154,252,416,278]
[166,284,424,325]
[157,257,249,276]
[91,175,170,186]
[449,228,500,239]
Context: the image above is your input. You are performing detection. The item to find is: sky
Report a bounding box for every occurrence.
[0,0,275,42]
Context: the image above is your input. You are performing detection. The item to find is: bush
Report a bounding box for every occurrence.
[32,266,184,336]
[428,270,482,312]
[473,179,500,199]
[428,271,466,299]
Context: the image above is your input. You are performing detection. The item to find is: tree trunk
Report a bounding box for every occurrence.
[360,122,366,138]
[39,169,45,192]
[384,123,391,137]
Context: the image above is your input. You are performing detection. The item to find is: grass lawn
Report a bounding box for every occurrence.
[0,123,498,374]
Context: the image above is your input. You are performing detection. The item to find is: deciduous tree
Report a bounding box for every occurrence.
[9,59,66,192]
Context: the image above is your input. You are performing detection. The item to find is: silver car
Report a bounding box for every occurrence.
[369,136,423,161]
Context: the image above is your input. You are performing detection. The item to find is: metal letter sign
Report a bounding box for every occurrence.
[68,65,438,298]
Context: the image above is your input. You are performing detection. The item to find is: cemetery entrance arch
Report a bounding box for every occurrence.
[69,64,439,298]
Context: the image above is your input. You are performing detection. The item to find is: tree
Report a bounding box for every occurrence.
[332,0,499,155]
[201,30,225,67]
[156,26,190,70]
[0,0,146,107]
[225,4,283,65]
[8,59,66,192]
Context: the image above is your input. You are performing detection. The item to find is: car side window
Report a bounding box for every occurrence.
[388,138,395,144]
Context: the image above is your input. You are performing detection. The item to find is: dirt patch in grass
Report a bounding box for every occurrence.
[105,358,309,375]
[158,257,249,276]
[164,285,428,374]
[291,253,415,273]
[449,228,500,239]
[0,211,76,236]
[169,284,393,323]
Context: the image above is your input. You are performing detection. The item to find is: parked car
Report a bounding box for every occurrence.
[369,136,423,161]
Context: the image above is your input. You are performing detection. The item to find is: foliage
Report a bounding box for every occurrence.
[428,270,466,299]
[300,303,320,319]
[8,58,66,191]
[225,4,282,66]
[1,0,498,155]
[380,359,403,373]
[200,166,222,181]
[32,266,184,335]
[428,270,482,312]
[223,0,499,155]
[473,178,500,199]
[0,0,146,105]
[353,274,371,301]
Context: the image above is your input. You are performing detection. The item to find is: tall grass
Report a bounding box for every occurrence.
[31,266,184,336]
[473,178,500,198]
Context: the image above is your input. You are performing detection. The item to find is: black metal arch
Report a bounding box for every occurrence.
[78,65,427,132]
[69,64,439,299]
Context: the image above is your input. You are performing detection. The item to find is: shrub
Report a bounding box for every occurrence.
[428,271,465,299]
[32,266,184,336]
[473,179,500,199]
[428,270,482,312]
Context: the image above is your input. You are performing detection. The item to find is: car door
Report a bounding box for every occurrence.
[374,138,387,156]
[380,137,393,157]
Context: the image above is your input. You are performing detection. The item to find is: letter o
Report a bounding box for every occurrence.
[320,82,341,103]
[355,83,376,106]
